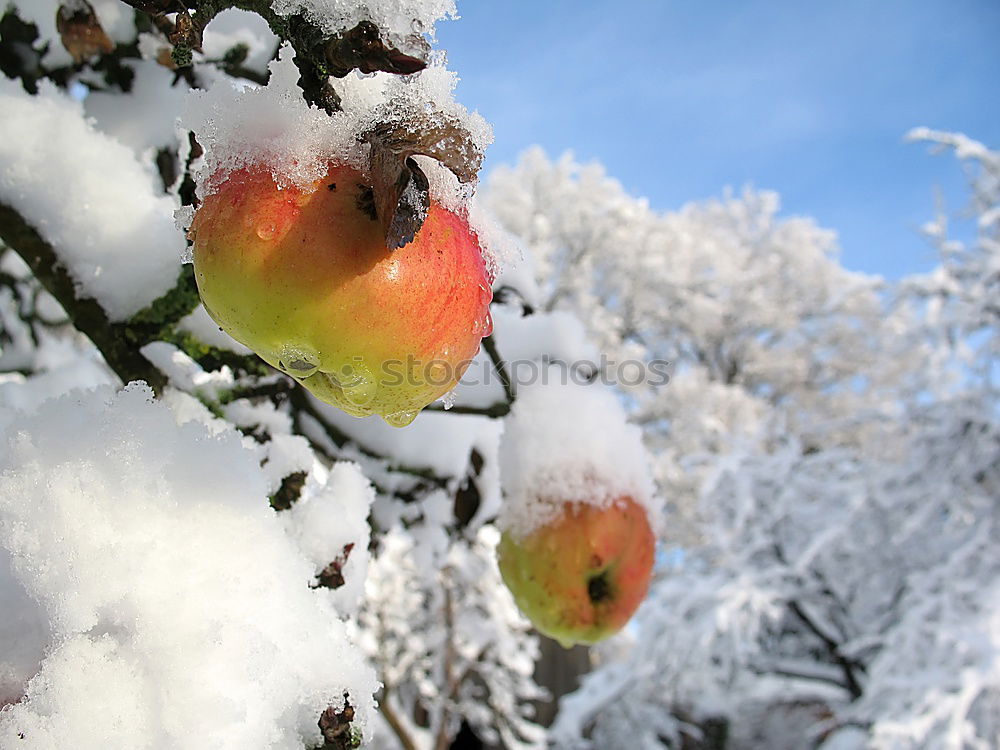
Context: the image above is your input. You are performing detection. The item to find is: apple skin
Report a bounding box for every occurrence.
[497,496,655,647]
[189,164,493,427]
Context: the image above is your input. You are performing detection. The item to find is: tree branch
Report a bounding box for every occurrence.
[0,201,170,393]
[115,0,429,113]
[288,385,451,488]
[787,600,865,700]
[379,686,421,750]
[750,660,850,693]
[482,334,515,405]
[424,401,511,418]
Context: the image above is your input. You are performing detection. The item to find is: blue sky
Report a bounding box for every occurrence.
[437,0,1000,279]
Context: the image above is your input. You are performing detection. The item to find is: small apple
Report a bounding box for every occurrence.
[189,163,493,427]
[497,496,655,647]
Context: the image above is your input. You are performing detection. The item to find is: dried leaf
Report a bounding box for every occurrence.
[318,698,356,749]
[155,46,177,70]
[368,149,429,250]
[363,115,484,249]
[56,0,114,64]
[369,116,483,185]
[323,20,428,78]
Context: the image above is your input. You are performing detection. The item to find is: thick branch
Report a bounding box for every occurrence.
[0,202,168,393]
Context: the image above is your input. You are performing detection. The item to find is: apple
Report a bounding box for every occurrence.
[189,163,493,427]
[497,496,655,647]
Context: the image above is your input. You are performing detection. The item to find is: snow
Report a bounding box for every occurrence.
[181,47,491,211]
[0,78,185,321]
[0,384,377,748]
[0,547,49,707]
[269,0,457,41]
[11,0,136,69]
[282,461,375,614]
[85,59,188,156]
[182,48,349,196]
[140,340,235,397]
[201,9,279,73]
[497,377,659,539]
[310,396,502,481]
[176,304,255,355]
[181,46,494,248]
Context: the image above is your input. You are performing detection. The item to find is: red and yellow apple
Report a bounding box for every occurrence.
[497,496,655,647]
[189,163,493,427]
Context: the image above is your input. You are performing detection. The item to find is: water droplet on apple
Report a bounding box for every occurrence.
[279,346,320,377]
[341,380,376,407]
[338,360,376,406]
[384,410,419,428]
[554,634,577,649]
[481,310,494,337]
[478,282,493,305]
[256,222,277,240]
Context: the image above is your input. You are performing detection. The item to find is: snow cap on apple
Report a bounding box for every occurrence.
[181,50,501,427]
[497,378,660,647]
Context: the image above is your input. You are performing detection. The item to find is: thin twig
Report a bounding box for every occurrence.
[424,401,510,418]
[482,334,515,404]
[379,686,421,750]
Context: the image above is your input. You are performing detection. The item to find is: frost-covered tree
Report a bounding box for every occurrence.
[531,140,1000,749]
[485,151,939,541]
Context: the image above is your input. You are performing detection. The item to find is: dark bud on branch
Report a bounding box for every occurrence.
[56,0,114,63]
[314,543,356,589]
[269,471,307,511]
[319,697,358,749]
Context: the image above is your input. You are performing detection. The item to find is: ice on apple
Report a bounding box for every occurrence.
[497,378,660,647]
